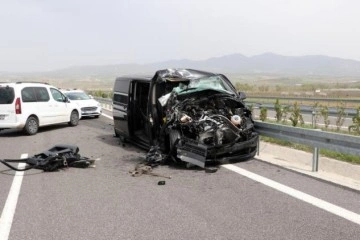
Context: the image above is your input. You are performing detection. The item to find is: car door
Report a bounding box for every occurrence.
[49,87,69,123]
[20,87,55,126]
[130,80,151,147]
[113,92,129,136]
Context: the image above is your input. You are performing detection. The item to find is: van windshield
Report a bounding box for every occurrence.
[0,86,15,104]
[172,75,235,95]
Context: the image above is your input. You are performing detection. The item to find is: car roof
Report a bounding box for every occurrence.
[0,82,52,88]
[115,69,216,83]
[157,69,216,79]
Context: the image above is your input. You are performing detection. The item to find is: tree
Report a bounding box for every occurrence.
[320,106,330,130]
[274,99,282,122]
[260,107,267,122]
[289,102,304,127]
[335,102,347,131]
[349,107,360,135]
[282,105,290,124]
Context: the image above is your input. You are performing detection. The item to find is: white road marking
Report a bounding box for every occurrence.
[0,154,28,240]
[101,112,113,120]
[223,164,360,225]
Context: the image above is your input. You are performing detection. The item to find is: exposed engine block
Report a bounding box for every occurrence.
[170,96,253,146]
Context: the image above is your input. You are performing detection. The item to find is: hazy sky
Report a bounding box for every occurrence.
[1,0,359,72]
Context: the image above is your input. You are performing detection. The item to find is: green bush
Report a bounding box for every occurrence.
[335,102,347,131]
[282,105,290,124]
[320,106,330,130]
[260,107,267,122]
[289,102,304,127]
[274,99,282,122]
[349,107,360,135]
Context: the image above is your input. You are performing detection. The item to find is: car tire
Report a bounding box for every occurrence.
[169,130,181,162]
[68,110,79,126]
[24,116,39,135]
[94,115,100,118]
[114,129,119,137]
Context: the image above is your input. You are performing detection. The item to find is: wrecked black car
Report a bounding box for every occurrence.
[113,69,258,168]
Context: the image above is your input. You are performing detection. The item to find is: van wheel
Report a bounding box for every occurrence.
[169,130,181,162]
[24,116,39,135]
[68,111,79,126]
[114,129,119,137]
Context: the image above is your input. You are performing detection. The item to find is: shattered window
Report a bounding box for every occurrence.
[172,75,235,95]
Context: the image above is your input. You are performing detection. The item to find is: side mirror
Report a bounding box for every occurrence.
[238,91,247,100]
[64,96,70,103]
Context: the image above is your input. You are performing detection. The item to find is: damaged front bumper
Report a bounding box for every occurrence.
[176,132,259,168]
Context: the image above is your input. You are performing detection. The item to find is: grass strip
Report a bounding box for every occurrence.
[261,136,360,165]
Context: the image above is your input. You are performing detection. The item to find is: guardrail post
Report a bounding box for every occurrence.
[312,147,319,172]
[312,110,316,128]
[312,127,321,172]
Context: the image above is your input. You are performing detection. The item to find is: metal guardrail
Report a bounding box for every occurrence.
[248,96,360,104]
[95,97,113,111]
[246,102,357,117]
[254,121,360,171]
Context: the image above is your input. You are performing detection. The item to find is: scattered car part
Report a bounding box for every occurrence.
[129,162,171,179]
[0,145,97,172]
[205,167,219,173]
[158,181,166,185]
[145,145,164,166]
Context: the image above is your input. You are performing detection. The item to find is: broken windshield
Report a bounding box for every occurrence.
[172,75,235,95]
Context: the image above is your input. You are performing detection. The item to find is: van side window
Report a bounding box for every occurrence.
[113,93,128,104]
[34,87,50,102]
[50,88,65,102]
[22,87,37,102]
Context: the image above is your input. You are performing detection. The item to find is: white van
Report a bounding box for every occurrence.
[0,82,81,135]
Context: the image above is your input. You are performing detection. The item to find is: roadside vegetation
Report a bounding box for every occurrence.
[252,97,360,165]
[88,90,113,98]
[261,136,360,164]
[349,107,360,134]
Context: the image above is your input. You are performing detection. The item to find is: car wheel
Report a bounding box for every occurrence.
[68,110,79,126]
[94,115,100,118]
[169,130,181,162]
[24,116,39,135]
[114,129,119,137]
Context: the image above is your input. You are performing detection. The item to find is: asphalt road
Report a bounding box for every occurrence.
[0,110,359,240]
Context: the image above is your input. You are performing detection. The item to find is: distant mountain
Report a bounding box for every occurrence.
[148,53,360,76]
[3,53,360,78]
